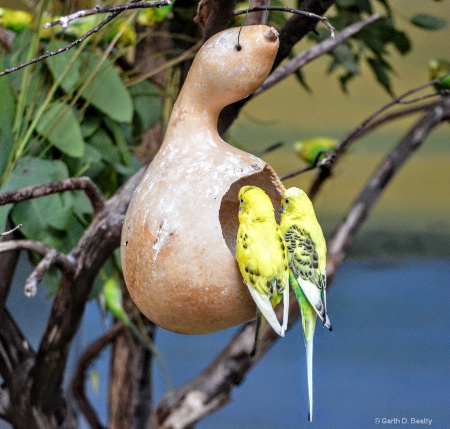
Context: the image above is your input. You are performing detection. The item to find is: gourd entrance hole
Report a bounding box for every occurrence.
[218,165,285,257]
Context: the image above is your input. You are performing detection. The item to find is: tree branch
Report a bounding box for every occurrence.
[234,6,336,39]
[308,85,447,198]
[255,13,380,96]
[326,95,450,274]
[0,177,105,217]
[28,168,145,418]
[72,324,123,429]
[45,1,171,29]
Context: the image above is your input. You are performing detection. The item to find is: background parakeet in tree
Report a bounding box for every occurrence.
[280,187,332,422]
[236,185,289,356]
[294,137,337,165]
[428,59,450,91]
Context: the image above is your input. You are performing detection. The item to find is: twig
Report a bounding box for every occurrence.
[234,6,336,39]
[308,84,448,198]
[279,100,438,182]
[0,239,74,277]
[255,13,380,96]
[1,224,22,236]
[72,324,123,429]
[45,0,171,29]
[0,11,121,77]
[0,177,105,216]
[24,249,59,297]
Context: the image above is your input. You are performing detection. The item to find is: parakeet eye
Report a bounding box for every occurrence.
[285,198,289,204]
[240,198,244,203]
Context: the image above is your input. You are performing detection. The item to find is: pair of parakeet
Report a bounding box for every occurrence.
[236,185,332,422]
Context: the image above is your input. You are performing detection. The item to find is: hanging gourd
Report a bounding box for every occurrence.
[121,25,286,334]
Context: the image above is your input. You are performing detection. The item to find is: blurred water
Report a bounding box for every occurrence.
[4,258,450,429]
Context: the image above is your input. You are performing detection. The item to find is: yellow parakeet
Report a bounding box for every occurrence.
[294,137,337,165]
[236,185,290,356]
[280,187,332,422]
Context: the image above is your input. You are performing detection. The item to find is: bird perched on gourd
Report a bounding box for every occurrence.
[236,185,290,356]
[280,187,332,422]
[294,137,337,165]
[428,59,450,92]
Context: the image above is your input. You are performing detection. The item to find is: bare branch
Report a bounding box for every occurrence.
[234,6,336,39]
[0,11,121,77]
[0,177,105,216]
[45,0,171,29]
[279,100,438,182]
[308,87,447,198]
[0,240,74,277]
[255,13,380,96]
[327,95,450,274]
[24,249,60,298]
[72,324,122,429]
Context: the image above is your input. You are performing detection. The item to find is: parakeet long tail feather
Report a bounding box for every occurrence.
[306,335,313,422]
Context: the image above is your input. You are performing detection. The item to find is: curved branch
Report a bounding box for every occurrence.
[234,6,336,39]
[72,324,123,429]
[0,239,74,277]
[0,177,105,216]
[255,13,380,96]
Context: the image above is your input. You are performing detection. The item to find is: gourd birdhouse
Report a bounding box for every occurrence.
[121,25,286,334]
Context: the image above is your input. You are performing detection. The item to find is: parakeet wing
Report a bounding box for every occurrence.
[246,283,283,336]
[285,224,330,328]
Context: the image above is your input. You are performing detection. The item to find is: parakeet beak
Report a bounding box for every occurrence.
[280,205,285,214]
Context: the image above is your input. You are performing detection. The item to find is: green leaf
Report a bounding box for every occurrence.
[129,81,162,131]
[410,14,447,31]
[88,128,120,165]
[367,57,394,96]
[45,40,82,93]
[0,157,73,247]
[36,102,85,158]
[81,53,134,123]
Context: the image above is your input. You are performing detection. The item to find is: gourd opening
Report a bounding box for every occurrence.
[218,165,285,256]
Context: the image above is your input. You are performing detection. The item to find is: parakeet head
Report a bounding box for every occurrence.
[280,187,314,219]
[238,185,275,219]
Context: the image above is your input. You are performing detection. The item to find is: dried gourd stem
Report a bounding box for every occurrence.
[234,6,335,39]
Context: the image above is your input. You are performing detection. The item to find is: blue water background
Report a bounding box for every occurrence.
[5,258,449,428]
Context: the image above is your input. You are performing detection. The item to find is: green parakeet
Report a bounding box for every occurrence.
[294,137,337,165]
[280,187,332,421]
